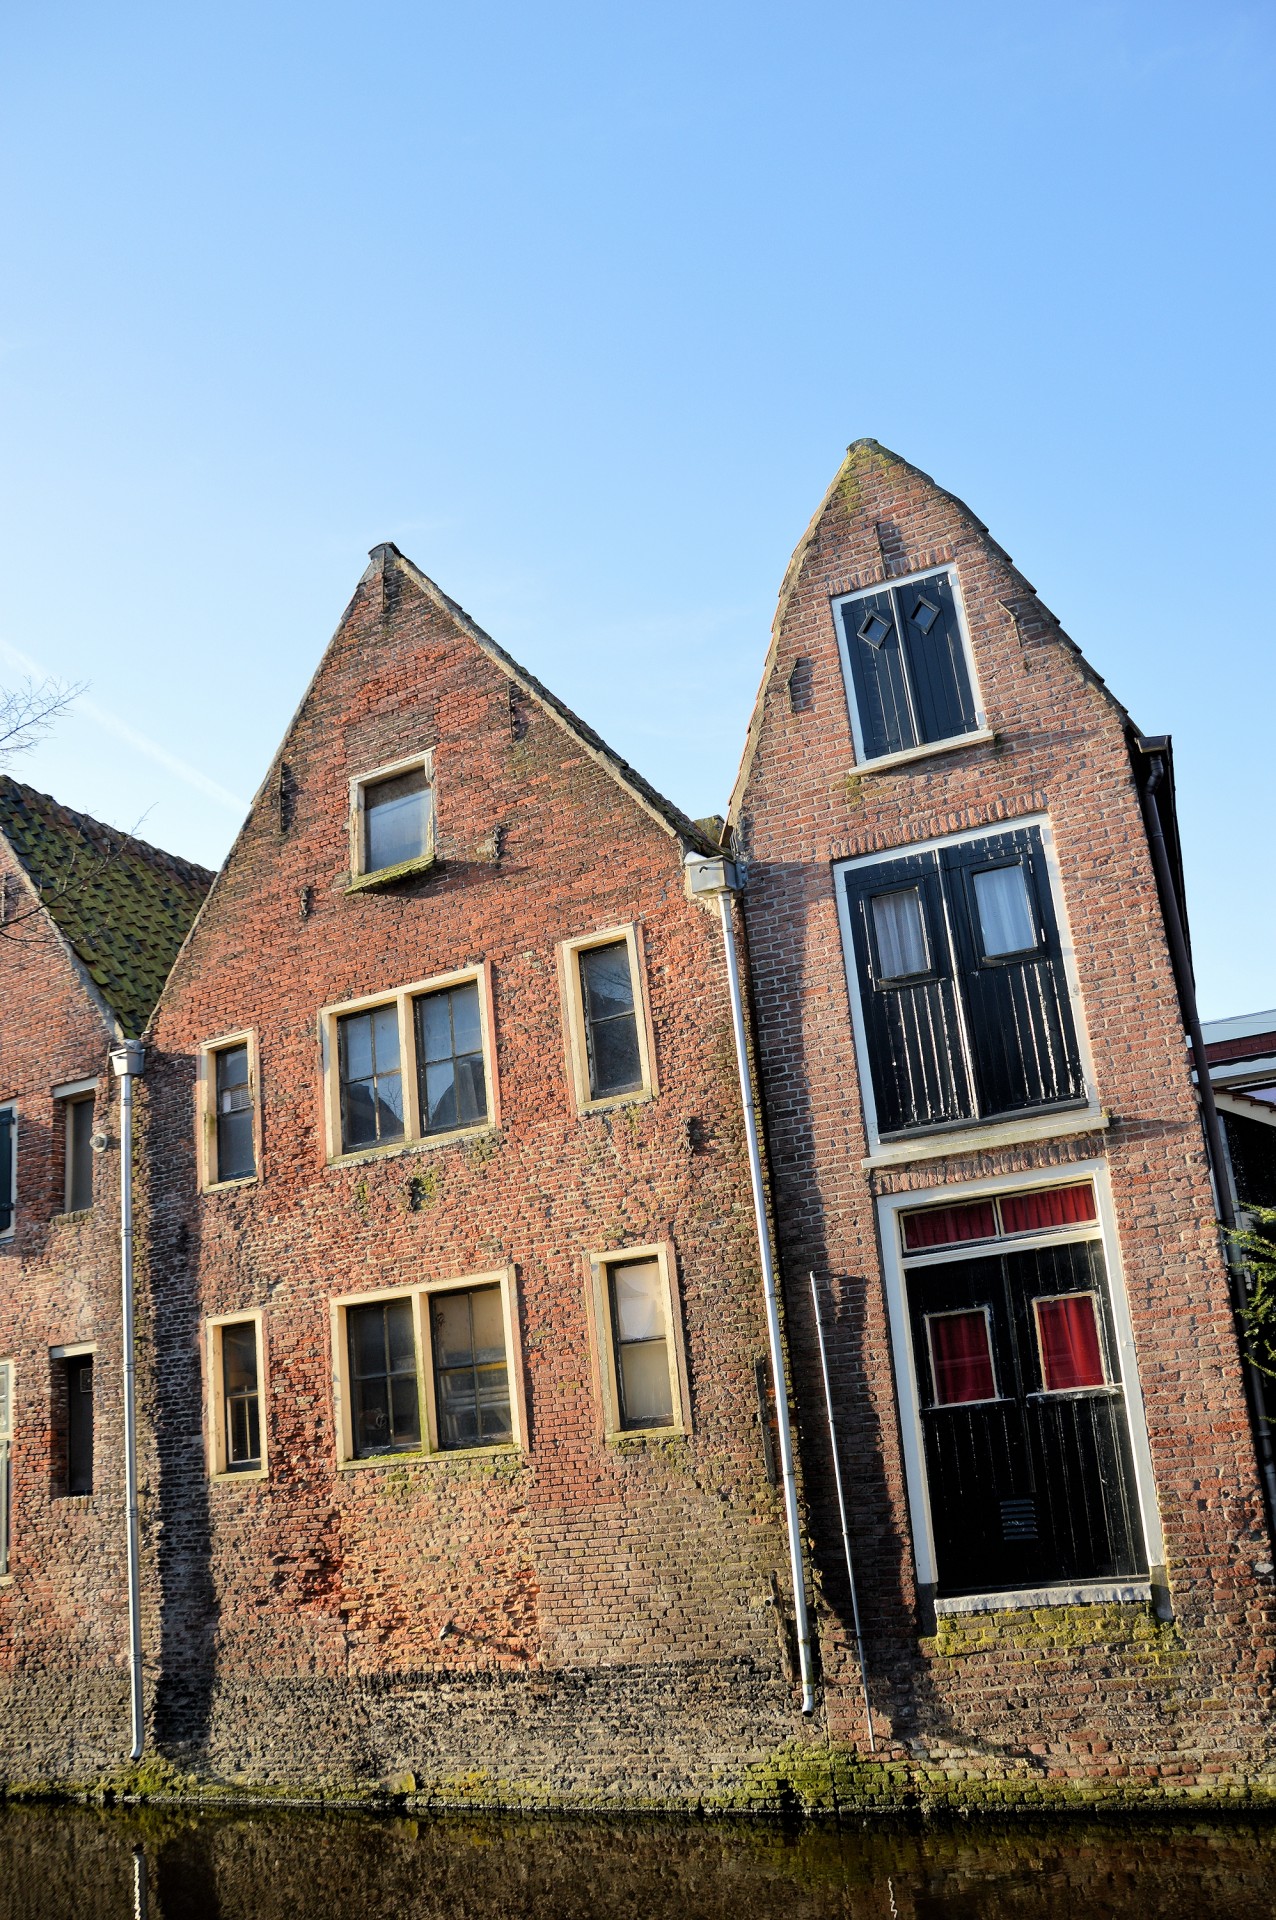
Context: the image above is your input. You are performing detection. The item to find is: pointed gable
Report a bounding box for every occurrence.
[0,777,213,1037]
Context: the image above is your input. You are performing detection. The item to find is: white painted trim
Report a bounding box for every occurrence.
[1201,1009,1276,1046]
[51,1076,99,1101]
[936,1580,1152,1617]
[49,1342,97,1361]
[1209,1056,1276,1088]
[835,812,1102,1160]
[849,728,996,777]
[876,1159,1165,1598]
[1215,1090,1276,1130]
[832,563,987,768]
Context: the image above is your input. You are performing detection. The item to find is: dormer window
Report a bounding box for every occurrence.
[350,754,434,884]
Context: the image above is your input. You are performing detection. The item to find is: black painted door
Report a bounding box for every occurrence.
[907,1239,1147,1598]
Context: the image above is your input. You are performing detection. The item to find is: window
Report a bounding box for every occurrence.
[52,1352,94,1497]
[839,823,1086,1142]
[208,1317,266,1477]
[587,1244,687,1438]
[0,1360,11,1577]
[62,1093,95,1212]
[897,1180,1147,1601]
[321,968,496,1161]
[350,754,434,882]
[561,928,656,1114]
[834,568,982,764]
[332,1269,522,1464]
[0,1103,14,1237]
[197,1034,259,1190]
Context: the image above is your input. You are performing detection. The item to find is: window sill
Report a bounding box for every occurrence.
[935,1579,1151,1617]
[51,1208,93,1224]
[201,1176,258,1197]
[605,1425,689,1447]
[863,1105,1107,1168]
[0,1575,12,1589]
[328,1122,498,1170]
[577,1087,654,1119]
[345,852,437,894]
[853,726,995,777]
[336,1444,522,1473]
[210,1467,269,1484]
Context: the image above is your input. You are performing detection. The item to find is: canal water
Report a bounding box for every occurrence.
[0,1802,1274,1918]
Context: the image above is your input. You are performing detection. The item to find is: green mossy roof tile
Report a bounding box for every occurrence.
[0,776,214,1036]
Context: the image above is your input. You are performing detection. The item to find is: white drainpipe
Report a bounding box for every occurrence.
[110,1039,145,1762]
[686,853,817,1714]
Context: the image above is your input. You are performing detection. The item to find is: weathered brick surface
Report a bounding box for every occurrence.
[138,546,808,1793]
[0,861,131,1770]
[730,440,1276,1784]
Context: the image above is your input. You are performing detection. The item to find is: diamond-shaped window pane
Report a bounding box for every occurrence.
[910,596,940,635]
[856,609,891,650]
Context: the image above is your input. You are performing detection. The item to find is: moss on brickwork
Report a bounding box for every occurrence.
[926,1602,1185,1662]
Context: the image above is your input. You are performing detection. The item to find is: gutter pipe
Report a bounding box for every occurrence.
[809,1270,875,1749]
[1139,757,1276,1532]
[686,853,816,1714]
[109,1039,146,1764]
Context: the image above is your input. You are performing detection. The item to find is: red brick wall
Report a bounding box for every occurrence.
[139,547,807,1792]
[731,440,1276,1783]
[0,854,130,1770]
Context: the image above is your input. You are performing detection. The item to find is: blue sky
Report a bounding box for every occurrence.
[1,1,1272,1017]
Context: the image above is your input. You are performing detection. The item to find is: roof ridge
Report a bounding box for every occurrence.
[0,773,216,887]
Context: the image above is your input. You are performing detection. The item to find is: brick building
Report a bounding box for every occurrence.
[136,543,809,1799]
[0,780,210,1773]
[729,439,1276,1788]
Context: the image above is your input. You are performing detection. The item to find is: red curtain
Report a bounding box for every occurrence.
[902,1199,998,1251]
[1036,1294,1105,1391]
[1001,1183,1096,1235]
[928,1310,996,1405]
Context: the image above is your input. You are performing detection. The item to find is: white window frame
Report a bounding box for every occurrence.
[319,963,499,1165]
[1031,1289,1111,1397]
[834,813,1103,1165]
[196,1032,261,1193]
[831,564,992,773]
[330,1267,525,1469]
[559,924,658,1116]
[877,1159,1164,1607]
[0,1357,12,1580]
[348,749,435,885]
[0,1100,15,1242]
[922,1305,1004,1409]
[584,1241,691,1441]
[54,1080,98,1216]
[206,1312,268,1482]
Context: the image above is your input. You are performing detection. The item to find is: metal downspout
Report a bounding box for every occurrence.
[110,1039,146,1763]
[700,866,816,1713]
[1139,759,1276,1532]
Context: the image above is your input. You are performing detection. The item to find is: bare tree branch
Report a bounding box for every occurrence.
[0,677,84,765]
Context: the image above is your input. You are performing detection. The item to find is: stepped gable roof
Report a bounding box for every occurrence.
[0,776,214,1037]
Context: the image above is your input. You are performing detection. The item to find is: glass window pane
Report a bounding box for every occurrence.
[221,1323,258,1394]
[384,1298,417,1375]
[973,864,1036,958]
[228,1394,260,1467]
[1037,1295,1106,1391]
[217,1106,255,1181]
[618,1341,674,1427]
[375,1071,405,1140]
[424,1060,457,1132]
[901,1200,998,1252]
[364,768,430,872]
[450,982,483,1055]
[581,944,635,1021]
[436,1370,480,1450]
[216,1046,249,1099]
[432,1292,474,1369]
[468,1286,506,1363]
[348,1303,386,1377]
[353,1377,391,1454]
[340,1012,374,1082]
[871,887,929,980]
[67,1097,94,1210]
[371,1004,401,1071]
[927,1310,997,1406]
[476,1364,512,1442]
[456,1054,488,1127]
[589,1014,643,1098]
[1000,1184,1096,1235]
[341,1081,378,1150]
[612,1262,665,1343]
[389,1372,423,1446]
[420,992,454,1063]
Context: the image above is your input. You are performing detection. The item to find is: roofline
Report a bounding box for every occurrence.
[726,438,1132,828]
[1203,1009,1276,1047]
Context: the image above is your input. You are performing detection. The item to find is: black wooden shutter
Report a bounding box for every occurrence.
[839,589,916,761]
[0,1110,12,1233]
[842,853,974,1136]
[896,572,978,746]
[940,827,1084,1119]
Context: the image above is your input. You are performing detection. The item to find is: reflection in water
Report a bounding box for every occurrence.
[0,1803,1273,1919]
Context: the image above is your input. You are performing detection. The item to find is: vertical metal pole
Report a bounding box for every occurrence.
[716,890,817,1712]
[809,1271,875,1751]
[110,1041,145,1763]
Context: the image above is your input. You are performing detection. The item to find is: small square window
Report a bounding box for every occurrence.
[588,1245,687,1439]
[925,1308,997,1407]
[972,863,1037,959]
[333,1269,522,1465]
[352,755,434,881]
[870,886,929,982]
[561,928,656,1114]
[1035,1293,1106,1393]
[209,1319,265,1475]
